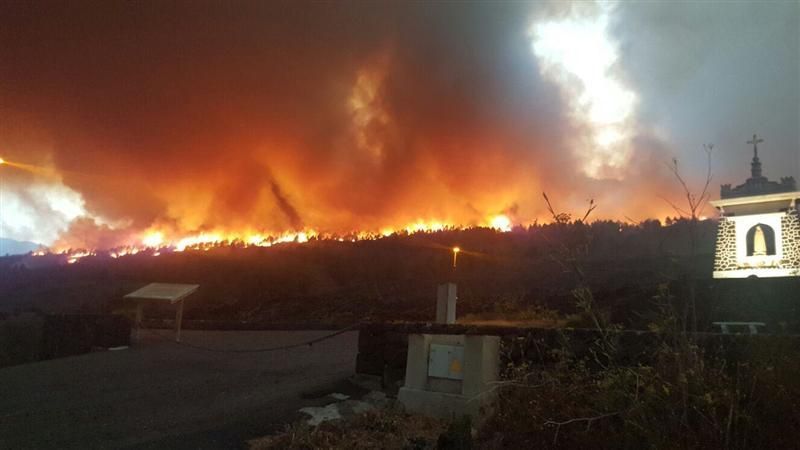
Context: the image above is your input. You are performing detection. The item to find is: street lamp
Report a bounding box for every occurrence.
[452,246,460,268]
[0,157,4,250]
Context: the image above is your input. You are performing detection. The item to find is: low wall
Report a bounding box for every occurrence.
[356,323,800,394]
[41,314,131,360]
[0,313,131,368]
[140,318,349,331]
[0,313,44,368]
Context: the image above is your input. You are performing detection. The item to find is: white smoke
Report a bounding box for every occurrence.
[0,178,87,245]
[529,2,638,180]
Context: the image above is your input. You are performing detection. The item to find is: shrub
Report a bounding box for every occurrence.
[483,293,800,449]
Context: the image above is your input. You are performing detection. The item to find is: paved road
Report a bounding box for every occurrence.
[0,330,359,449]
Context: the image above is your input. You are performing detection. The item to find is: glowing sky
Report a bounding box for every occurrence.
[0,1,797,248]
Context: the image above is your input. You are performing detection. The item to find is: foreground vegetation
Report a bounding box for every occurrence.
[257,320,799,449]
[486,301,800,448]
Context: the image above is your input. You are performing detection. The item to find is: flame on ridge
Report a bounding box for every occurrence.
[43,214,516,263]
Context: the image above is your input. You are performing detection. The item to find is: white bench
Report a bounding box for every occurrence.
[125,283,199,342]
[712,321,766,335]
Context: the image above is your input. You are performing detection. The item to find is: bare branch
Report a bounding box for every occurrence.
[695,144,714,218]
[657,195,691,217]
[662,145,714,219]
[581,199,597,223]
[545,411,621,445]
[542,192,562,223]
[623,215,639,225]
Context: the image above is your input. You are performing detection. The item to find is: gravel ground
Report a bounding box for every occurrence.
[0,330,359,450]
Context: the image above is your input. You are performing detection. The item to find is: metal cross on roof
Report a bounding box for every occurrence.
[747,133,764,158]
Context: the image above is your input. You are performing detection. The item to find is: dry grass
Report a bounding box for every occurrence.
[248,408,447,450]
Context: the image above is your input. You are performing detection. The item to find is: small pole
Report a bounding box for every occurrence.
[452,247,460,269]
[134,302,143,342]
[175,299,184,343]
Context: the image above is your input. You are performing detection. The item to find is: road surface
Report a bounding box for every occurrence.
[0,330,359,449]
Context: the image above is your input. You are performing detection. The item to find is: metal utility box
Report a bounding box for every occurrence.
[399,333,500,420]
[428,344,464,380]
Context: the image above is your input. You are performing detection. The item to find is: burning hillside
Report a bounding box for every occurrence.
[46,216,515,264]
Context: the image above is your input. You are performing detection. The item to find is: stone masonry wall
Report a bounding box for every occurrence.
[715,211,800,273]
[714,218,737,272]
[781,209,800,270]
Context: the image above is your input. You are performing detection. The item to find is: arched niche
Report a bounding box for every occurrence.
[746,223,776,256]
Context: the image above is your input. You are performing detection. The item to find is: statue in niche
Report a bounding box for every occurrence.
[753,225,767,256]
[746,223,775,257]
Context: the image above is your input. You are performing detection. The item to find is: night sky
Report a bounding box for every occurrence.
[0,1,797,248]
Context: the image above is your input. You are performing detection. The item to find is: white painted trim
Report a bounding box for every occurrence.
[714,268,800,279]
[710,191,800,208]
[727,213,784,266]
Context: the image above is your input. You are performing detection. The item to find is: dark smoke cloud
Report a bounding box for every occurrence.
[0,1,795,247]
[611,2,799,182]
[268,176,303,231]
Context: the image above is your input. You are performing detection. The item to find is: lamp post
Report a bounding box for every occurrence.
[0,157,4,254]
[435,246,461,324]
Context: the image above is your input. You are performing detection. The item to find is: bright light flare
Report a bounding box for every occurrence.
[529,3,637,179]
[142,232,164,248]
[489,214,512,232]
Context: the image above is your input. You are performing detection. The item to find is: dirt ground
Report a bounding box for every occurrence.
[0,330,359,449]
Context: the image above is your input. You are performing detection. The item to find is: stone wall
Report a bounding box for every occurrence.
[780,209,800,269]
[0,313,131,368]
[715,210,800,274]
[40,314,131,360]
[713,218,737,272]
[0,313,44,368]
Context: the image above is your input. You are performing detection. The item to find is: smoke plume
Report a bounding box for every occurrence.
[1,1,795,249]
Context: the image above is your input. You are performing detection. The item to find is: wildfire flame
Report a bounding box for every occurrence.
[66,250,94,264]
[489,214,513,232]
[42,213,519,263]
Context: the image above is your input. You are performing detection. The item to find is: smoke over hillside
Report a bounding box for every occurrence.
[1,1,796,250]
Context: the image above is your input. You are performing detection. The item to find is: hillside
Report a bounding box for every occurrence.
[0,238,40,256]
[2,219,798,331]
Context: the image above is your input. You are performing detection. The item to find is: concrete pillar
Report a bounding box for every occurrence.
[436,283,457,324]
[404,334,432,390]
[462,335,500,398]
[398,333,500,421]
